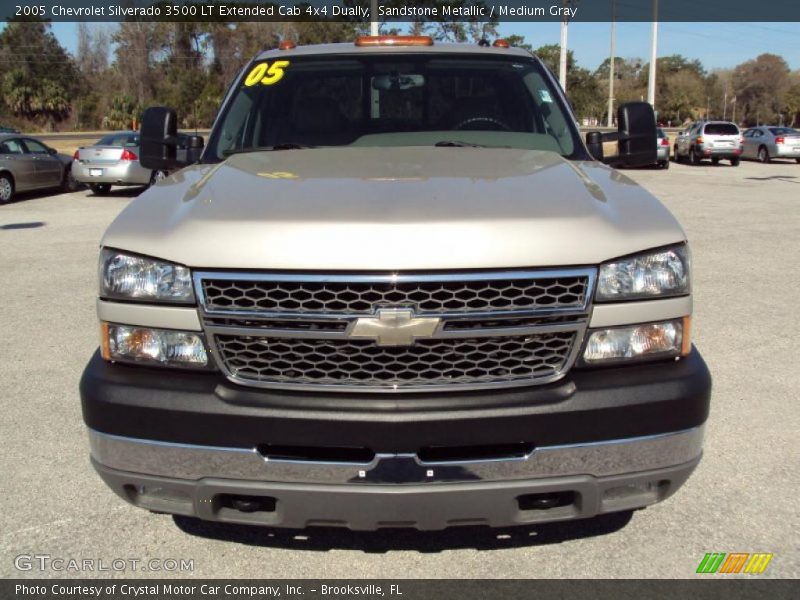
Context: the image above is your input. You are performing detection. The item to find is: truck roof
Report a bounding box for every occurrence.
[255,41,534,62]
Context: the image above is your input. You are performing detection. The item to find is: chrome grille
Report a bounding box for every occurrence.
[216,332,576,388]
[195,269,595,392]
[200,272,589,315]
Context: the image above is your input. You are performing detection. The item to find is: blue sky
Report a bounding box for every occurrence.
[43,21,800,72]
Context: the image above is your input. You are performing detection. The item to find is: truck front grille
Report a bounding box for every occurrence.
[200,273,589,315]
[195,269,595,392]
[215,332,576,389]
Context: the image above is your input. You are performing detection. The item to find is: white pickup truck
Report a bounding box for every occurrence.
[81,36,711,530]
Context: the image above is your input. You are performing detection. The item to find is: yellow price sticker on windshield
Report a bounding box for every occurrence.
[244,61,290,87]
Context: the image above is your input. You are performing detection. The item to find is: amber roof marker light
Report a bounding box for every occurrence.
[355,36,434,47]
[493,39,510,48]
[278,40,296,50]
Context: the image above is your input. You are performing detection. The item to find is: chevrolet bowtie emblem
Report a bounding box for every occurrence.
[350,308,440,346]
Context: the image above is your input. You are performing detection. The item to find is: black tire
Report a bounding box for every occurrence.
[0,173,14,204]
[62,166,81,192]
[89,183,111,195]
[149,169,168,187]
[758,146,770,163]
[796,158,800,164]
[730,157,740,167]
[663,158,670,170]
[689,146,700,165]
[711,157,720,166]
[673,146,680,162]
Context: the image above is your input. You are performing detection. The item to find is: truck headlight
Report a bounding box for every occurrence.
[581,318,690,365]
[596,244,690,301]
[99,248,194,303]
[101,323,209,369]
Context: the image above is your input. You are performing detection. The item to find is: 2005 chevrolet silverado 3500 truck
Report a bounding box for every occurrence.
[80,37,711,530]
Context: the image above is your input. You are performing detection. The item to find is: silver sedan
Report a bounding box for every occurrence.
[742,126,800,163]
[0,134,77,204]
[72,131,181,195]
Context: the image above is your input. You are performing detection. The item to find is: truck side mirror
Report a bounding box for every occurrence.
[140,106,186,170]
[185,135,204,164]
[585,131,603,161]
[585,102,657,168]
[615,101,657,167]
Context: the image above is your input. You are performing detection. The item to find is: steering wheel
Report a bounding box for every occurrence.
[453,116,512,131]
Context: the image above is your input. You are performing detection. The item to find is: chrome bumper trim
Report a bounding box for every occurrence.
[89,426,704,485]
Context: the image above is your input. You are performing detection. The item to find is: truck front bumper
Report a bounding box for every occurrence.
[81,348,711,529]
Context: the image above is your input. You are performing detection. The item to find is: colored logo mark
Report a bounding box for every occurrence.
[696,552,773,574]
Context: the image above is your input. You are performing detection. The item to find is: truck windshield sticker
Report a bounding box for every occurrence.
[244,61,290,87]
[539,90,553,103]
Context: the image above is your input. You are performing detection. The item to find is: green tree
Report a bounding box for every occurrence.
[104,94,140,130]
[733,54,792,125]
[0,19,78,129]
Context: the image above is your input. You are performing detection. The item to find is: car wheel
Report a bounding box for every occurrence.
[149,170,168,186]
[711,157,720,165]
[90,183,111,195]
[673,146,680,162]
[758,146,770,163]
[0,174,14,204]
[730,157,740,167]
[62,167,81,192]
[662,158,670,170]
[689,146,700,165]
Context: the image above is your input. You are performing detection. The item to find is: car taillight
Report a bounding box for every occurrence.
[72,150,79,160]
[696,136,704,145]
[120,148,138,161]
[775,137,785,144]
[661,138,669,146]
[740,137,745,145]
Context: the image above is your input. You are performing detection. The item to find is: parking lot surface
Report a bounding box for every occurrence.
[1,159,798,578]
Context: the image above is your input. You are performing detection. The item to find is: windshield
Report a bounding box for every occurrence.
[205,54,581,162]
[769,127,798,136]
[703,123,738,135]
[97,133,139,147]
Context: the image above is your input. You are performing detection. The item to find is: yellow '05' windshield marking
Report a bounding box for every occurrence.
[244,61,290,86]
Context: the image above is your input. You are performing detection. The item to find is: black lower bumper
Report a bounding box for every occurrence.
[81,348,711,452]
[93,456,700,530]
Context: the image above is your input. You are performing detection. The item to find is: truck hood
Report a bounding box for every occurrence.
[102,147,685,270]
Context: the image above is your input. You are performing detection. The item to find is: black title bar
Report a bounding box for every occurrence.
[5,0,800,23]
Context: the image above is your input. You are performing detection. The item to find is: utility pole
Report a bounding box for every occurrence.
[647,0,658,109]
[607,0,616,127]
[732,96,736,124]
[370,0,378,36]
[706,96,710,119]
[723,87,728,120]
[559,3,569,92]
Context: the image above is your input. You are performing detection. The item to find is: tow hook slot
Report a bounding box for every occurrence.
[517,491,575,511]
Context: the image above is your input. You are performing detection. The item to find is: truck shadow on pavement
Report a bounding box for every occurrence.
[172,511,634,554]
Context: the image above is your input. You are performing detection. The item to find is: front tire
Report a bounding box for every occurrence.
[62,167,80,192]
[89,183,111,195]
[0,174,14,204]
[149,170,168,187]
[758,146,770,163]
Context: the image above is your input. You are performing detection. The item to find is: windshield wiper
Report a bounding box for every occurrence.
[434,140,510,148]
[223,143,314,156]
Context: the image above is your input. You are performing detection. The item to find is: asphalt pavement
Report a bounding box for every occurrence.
[0,158,797,579]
